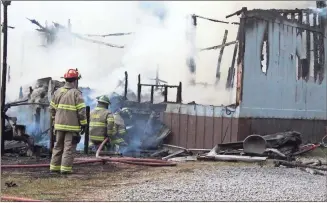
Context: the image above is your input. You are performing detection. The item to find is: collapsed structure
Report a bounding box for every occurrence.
[3,5,327,156]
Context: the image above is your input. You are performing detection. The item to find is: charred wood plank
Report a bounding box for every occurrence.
[162,149,186,160]
[298,12,303,24]
[124,71,128,100]
[304,12,311,80]
[200,40,237,51]
[164,85,168,102]
[226,25,240,89]
[150,86,154,104]
[216,30,228,83]
[137,74,141,103]
[313,13,319,82]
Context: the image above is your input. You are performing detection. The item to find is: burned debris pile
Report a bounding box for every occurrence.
[150,130,326,176]
[3,77,64,158]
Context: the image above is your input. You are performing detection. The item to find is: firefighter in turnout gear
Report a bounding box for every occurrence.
[49,69,87,174]
[111,108,129,152]
[89,95,115,150]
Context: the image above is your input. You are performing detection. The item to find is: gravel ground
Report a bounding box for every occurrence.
[105,163,327,202]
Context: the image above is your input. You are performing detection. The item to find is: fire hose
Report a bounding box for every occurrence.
[93,138,177,167]
[1,139,176,169]
[1,195,41,202]
[1,138,176,201]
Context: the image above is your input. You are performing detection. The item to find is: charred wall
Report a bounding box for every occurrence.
[237,9,327,143]
[239,10,326,119]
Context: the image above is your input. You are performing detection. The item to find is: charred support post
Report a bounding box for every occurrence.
[226,25,240,89]
[305,11,311,80]
[124,71,128,100]
[297,12,303,80]
[137,74,141,103]
[1,1,11,156]
[176,82,182,103]
[216,30,228,84]
[298,12,303,24]
[150,86,154,104]
[164,85,168,102]
[317,2,326,82]
[313,13,319,82]
[84,106,90,154]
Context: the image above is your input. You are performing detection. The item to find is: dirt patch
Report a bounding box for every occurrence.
[1,155,266,201]
[1,161,148,201]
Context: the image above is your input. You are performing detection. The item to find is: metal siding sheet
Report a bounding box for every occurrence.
[186,105,196,148]
[178,105,189,147]
[186,114,196,148]
[162,104,241,148]
[171,112,180,146]
[240,18,327,120]
[230,118,239,142]
[195,105,205,148]
[204,106,214,148]
[213,117,222,144]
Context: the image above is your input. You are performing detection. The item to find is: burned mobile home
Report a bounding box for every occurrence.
[3,6,327,155]
[148,7,327,149]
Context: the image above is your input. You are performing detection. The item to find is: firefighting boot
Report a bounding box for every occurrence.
[49,170,60,175]
[60,171,72,175]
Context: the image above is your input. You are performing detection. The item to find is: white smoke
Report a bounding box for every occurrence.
[2,1,315,106]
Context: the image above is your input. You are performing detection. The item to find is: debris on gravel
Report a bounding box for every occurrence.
[106,164,326,202]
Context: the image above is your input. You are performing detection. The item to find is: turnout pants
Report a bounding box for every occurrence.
[50,131,78,173]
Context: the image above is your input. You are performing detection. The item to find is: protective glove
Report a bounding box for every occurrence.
[80,125,86,135]
[72,135,81,145]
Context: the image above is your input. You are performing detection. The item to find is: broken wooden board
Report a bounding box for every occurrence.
[198,154,267,162]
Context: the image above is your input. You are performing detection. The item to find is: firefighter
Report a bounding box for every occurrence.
[89,95,115,150]
[49,69,87,174]
[110,108,130,152]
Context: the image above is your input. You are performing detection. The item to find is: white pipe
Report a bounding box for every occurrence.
[205,154,267,162]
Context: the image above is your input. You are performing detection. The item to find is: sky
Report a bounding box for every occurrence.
[1,1,315,106]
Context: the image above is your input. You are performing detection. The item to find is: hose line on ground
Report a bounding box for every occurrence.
[1,139,177,202]
[95,138,177,167]
[1,138,177,169]
[1,195,41,202]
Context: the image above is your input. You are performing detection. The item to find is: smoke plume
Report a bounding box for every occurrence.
[2,1,315,107]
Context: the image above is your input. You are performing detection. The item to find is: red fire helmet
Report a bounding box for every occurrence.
[63,69,81,79]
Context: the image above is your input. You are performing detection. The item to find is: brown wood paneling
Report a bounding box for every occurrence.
[213,117,223,144]
[237,118,251,141]
[196,116,205,148]
[179,114,189,148]
[221,117,232,143]
[163,112,173,143]
[204,117,214,148]
[171,113,180,146]
[230,118,239,142]
[186,115,197,148]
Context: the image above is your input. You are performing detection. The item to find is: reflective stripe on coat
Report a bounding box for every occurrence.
[89,106,114,142]
[49,83,87,132]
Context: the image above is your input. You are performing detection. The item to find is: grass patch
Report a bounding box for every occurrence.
[1,161,259,201]
[1,167,143,201]
[299,147,327,158]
